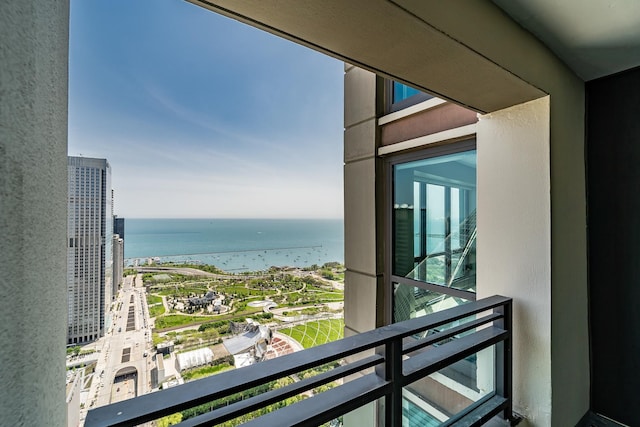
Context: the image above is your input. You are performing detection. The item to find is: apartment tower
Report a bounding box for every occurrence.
[67,156,113,344]
[112,234,124,294]
[113,216,125,241]
[113,216,125,293]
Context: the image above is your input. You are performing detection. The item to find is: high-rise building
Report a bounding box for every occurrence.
[112,234,124,293]
[113,216,125,293]
[67,156,113,344]
[113,216,125,241]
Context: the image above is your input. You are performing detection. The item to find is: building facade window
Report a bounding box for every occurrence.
[387,81,434,113]
[387,140,477,323]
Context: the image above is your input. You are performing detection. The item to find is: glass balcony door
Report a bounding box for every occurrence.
[389,141,477,322]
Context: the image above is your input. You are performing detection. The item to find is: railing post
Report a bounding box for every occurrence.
[385,338,403,426]
[495,299,513,421]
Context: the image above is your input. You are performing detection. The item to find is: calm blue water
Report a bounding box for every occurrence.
[124,219,343,272]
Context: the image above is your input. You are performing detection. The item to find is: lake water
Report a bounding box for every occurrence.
[123,218,344,272]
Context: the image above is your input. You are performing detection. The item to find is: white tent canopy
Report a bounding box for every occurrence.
[176,347,214,372]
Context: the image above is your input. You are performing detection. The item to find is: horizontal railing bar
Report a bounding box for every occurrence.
[402,312,503,354]
[239,374,391,427]
[444,395,509,427]
[85,296,511,427]
[403,326,508,385]
[176,354,385,427]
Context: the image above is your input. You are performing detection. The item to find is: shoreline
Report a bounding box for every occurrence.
[128,258,344,275]
[124,244,326,261]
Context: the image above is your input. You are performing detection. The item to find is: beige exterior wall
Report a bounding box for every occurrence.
[0,1,69,425]
[342,64,383,426]
[343,65,383,336]
[477,97,552,425]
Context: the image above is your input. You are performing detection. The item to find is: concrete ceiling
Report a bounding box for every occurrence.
[492,0,640,81]
[188,0,547,113]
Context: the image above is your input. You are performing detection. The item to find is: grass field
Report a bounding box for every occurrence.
[148,304,165,317]
[308,291,343,302]
[181,363,234,381]
[154,314,213,329]
[279,319,344,349]
[147,294,163,304]
[154,306,263,331]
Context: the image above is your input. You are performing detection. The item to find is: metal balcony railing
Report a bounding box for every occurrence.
[85,295,512,427]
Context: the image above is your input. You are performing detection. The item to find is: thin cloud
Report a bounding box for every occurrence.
[68,0,343,219]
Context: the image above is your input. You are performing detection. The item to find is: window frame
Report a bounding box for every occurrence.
[384,139,477,325]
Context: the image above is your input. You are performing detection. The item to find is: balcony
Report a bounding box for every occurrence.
[85,295,513,427]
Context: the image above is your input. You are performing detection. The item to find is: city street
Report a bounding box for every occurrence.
[81,274,154,417]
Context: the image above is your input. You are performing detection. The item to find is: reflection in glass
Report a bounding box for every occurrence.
[393,283,469,323]
[393,150,477,293]
[402,346,496,426]
[393,81,422,104]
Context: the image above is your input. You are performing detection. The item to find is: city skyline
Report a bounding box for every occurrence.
[68,0,344,219]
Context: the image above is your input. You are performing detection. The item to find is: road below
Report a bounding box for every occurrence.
[80,274,154,422]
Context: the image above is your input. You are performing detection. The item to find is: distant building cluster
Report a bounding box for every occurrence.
[224,319,273,368]
[66,156,125,345]
[167,291,227,314]
[171,319,274,375]
[186,291,224,313]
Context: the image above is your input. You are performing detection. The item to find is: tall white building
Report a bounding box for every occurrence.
[67,156,113,344]
[112,233,124,293]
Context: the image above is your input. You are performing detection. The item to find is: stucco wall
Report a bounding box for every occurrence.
[0,1,69,425]
[392,7,589,423]
[477,97,552,425]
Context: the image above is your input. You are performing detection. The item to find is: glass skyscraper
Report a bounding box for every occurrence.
[67,156,113,344]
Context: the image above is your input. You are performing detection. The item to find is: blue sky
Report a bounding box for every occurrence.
[68,0,344,219]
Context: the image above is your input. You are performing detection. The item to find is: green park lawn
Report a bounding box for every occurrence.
[154,314,212,330]
[279,319,344,349]
[148,304,165,317]
[181,363,234,381]
[147,294,163,304]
